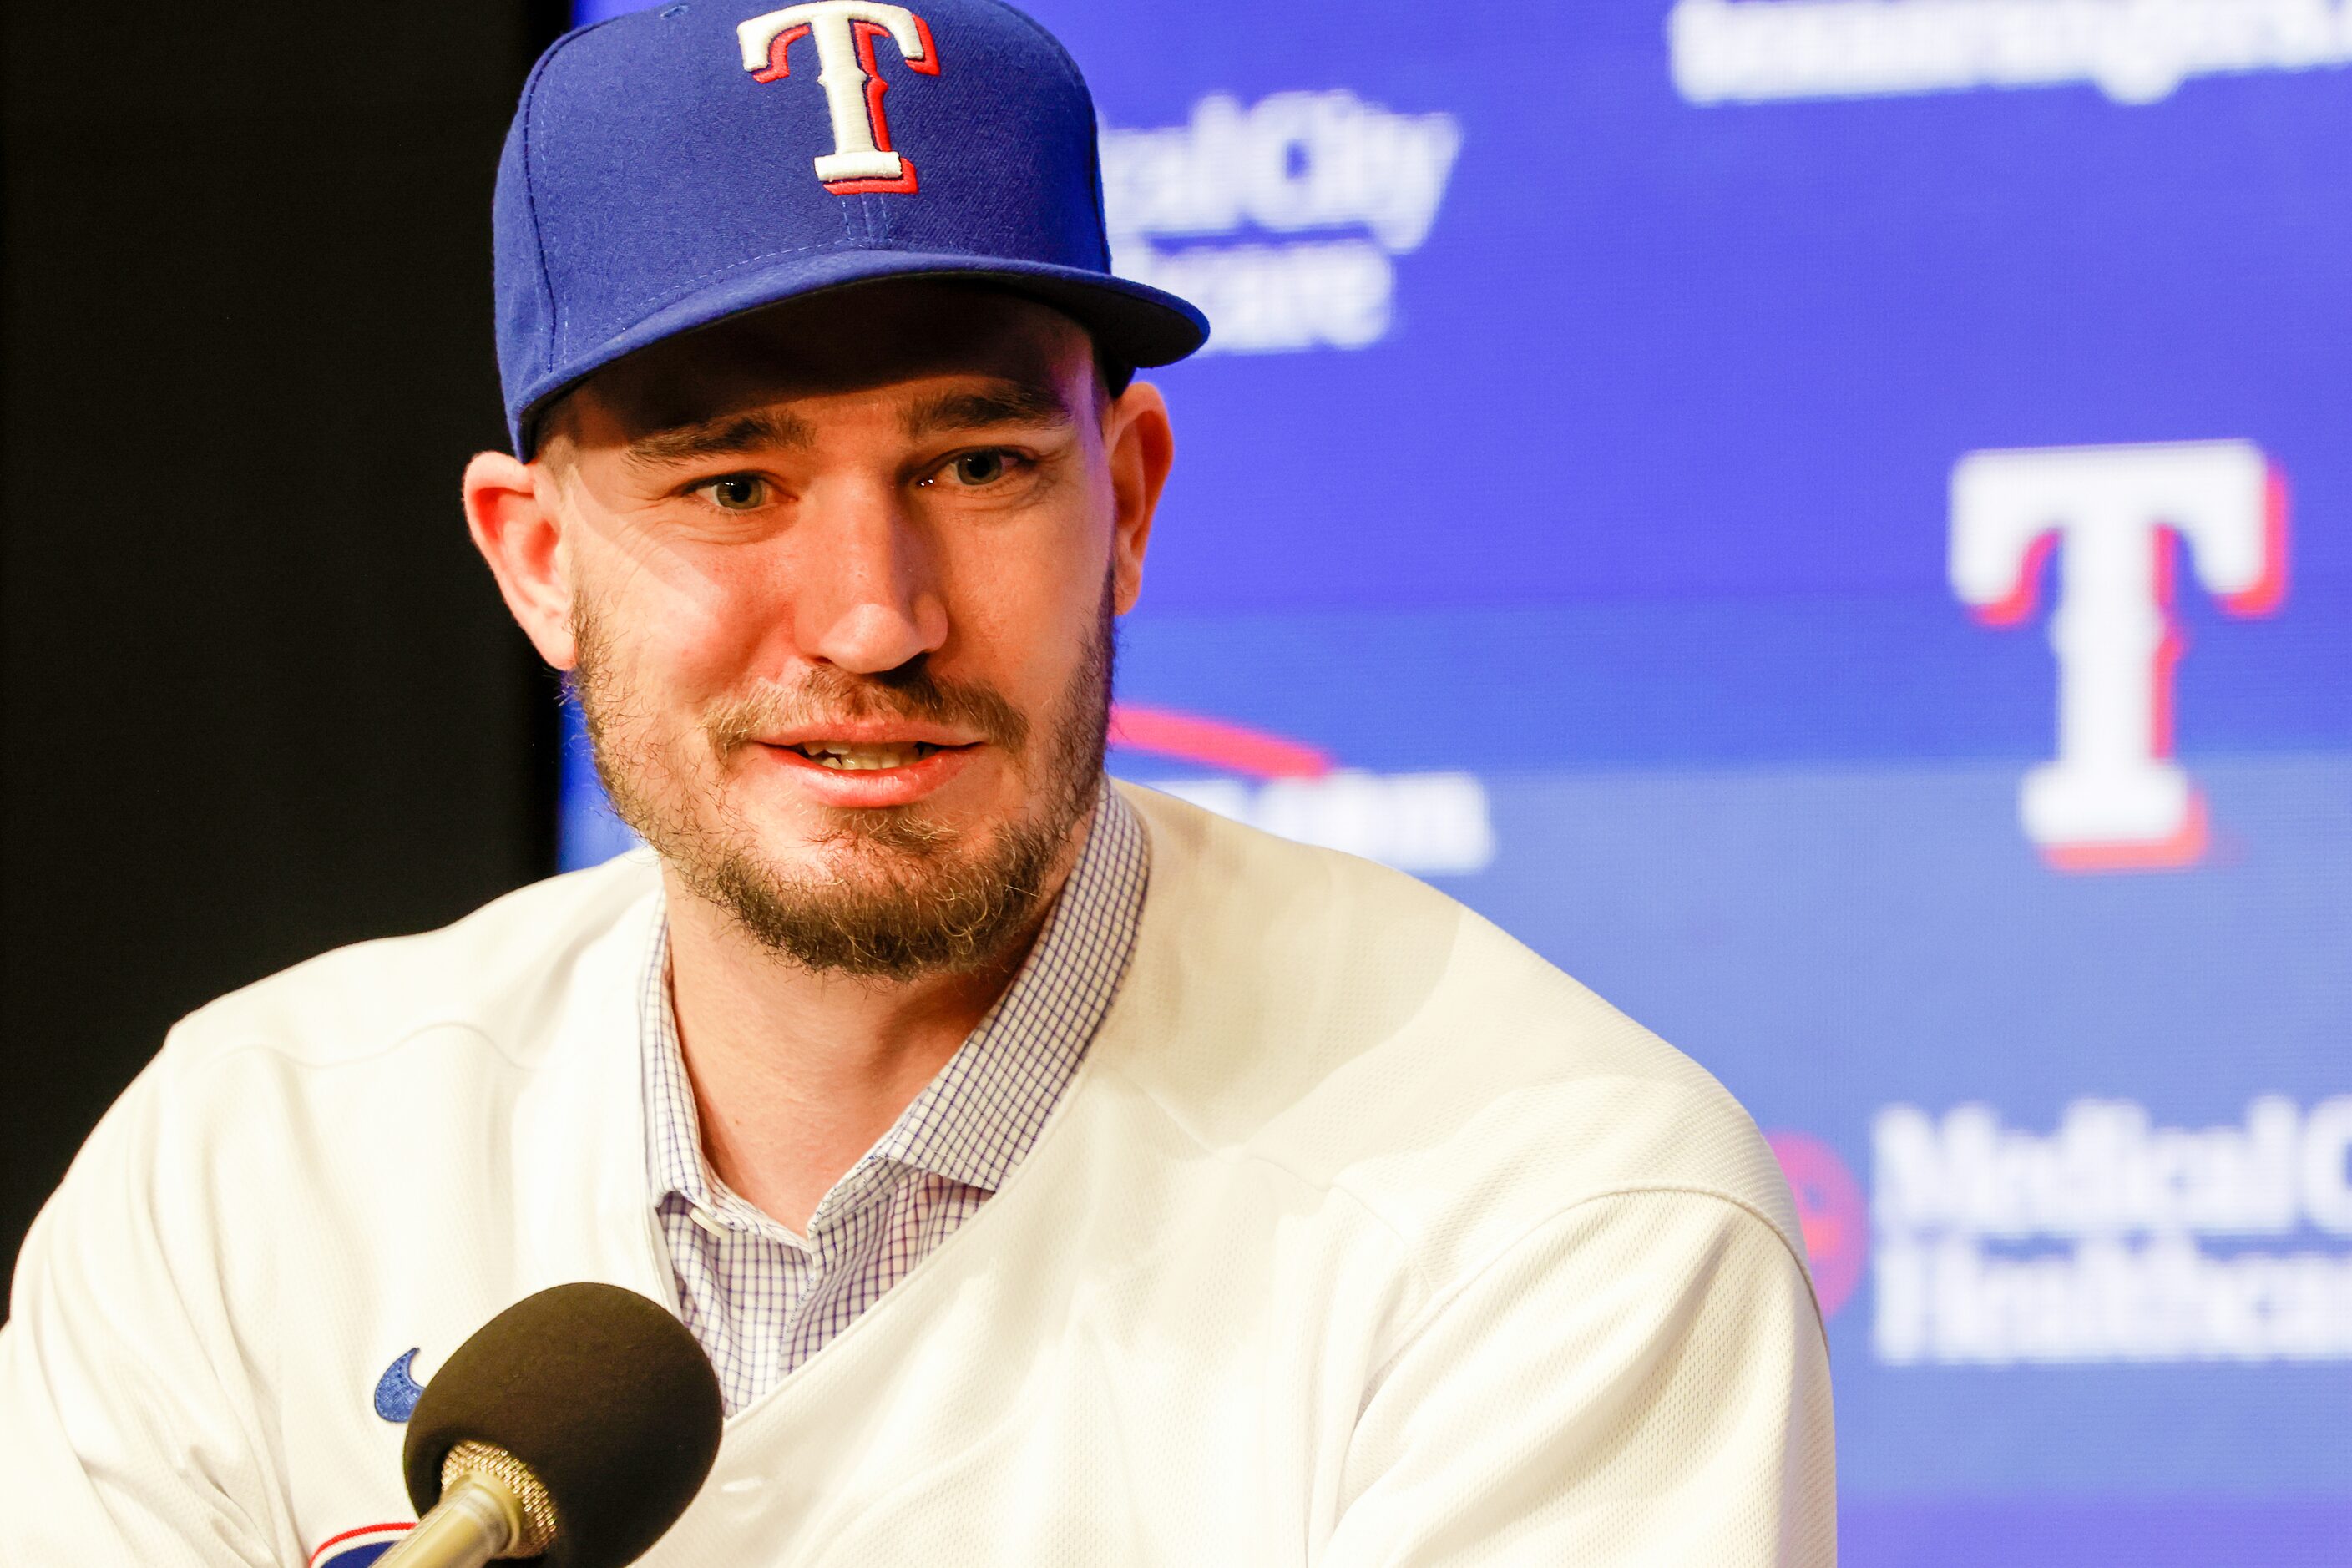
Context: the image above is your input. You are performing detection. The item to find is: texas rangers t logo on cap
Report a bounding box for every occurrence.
[738,2,942,194]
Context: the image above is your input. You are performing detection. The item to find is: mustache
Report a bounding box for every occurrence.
[702,659,1030,756]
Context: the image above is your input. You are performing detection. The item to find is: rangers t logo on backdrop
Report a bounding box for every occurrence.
[1950,440,2289,872]
[739,2,941,193]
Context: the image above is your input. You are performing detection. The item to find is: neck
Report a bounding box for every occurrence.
[660,832,1085,1233]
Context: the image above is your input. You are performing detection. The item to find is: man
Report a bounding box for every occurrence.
[0,1,1833,1562]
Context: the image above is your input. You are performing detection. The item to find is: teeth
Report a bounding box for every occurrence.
[795,741,937,770]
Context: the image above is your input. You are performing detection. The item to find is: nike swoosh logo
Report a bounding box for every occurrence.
[372,1348,426,1424]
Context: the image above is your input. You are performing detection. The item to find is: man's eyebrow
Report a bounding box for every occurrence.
[623,409,816,467]
[903,382,1074,438]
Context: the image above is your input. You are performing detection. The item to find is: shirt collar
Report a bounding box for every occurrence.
[640,782,1149,1222]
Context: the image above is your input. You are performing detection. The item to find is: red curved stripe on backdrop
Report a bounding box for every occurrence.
[1109,704,1332,780]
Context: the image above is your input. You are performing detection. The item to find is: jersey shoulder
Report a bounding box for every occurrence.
[1112,783,1803,1280]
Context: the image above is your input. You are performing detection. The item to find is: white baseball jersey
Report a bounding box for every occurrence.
[0,783,1834,1565]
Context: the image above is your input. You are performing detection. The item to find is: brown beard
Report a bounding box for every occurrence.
[572,584,1114,980]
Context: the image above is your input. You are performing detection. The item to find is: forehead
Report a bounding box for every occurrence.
[551,281,1094,451]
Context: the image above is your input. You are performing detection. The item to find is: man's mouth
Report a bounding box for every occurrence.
[783,741,964,771]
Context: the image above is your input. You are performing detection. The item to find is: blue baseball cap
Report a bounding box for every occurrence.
[492,0,1209,454]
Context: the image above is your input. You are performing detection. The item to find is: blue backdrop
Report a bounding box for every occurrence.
[569,3,2352,1560]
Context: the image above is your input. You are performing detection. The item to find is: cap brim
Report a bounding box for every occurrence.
[511,247,1208,453]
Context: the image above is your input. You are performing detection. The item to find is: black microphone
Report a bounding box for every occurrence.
[379,1282,725,1568]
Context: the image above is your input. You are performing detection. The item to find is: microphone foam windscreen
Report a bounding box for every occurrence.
[402,1282,725,1568]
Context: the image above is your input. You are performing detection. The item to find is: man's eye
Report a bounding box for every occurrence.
[949,450,1009,486]
[696,475,769,511]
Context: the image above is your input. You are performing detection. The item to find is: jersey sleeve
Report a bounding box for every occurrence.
[1325,1188,1835,1568]
[0,1056,289,1565]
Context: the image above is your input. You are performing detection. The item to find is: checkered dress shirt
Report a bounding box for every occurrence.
[640,784,1148,1414]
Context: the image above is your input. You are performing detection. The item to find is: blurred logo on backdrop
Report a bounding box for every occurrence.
[1110,705,1495,875]
[1099,92,1463,354]
[1874,1097,2352,1363]
[1768,1131,1869,1317]
[1950,440,2289,872]
[1671,0,2352,106]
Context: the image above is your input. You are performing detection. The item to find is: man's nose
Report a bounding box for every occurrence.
[792,477,948,675]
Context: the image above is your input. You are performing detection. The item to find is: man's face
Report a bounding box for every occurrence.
[518,283,1163,979]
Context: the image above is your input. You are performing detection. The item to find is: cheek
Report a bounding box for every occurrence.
[583,553,791,716]
[940,521,1110,701]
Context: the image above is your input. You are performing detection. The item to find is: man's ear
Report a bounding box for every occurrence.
[463,449,578,670]
[1104,381,1173,616]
